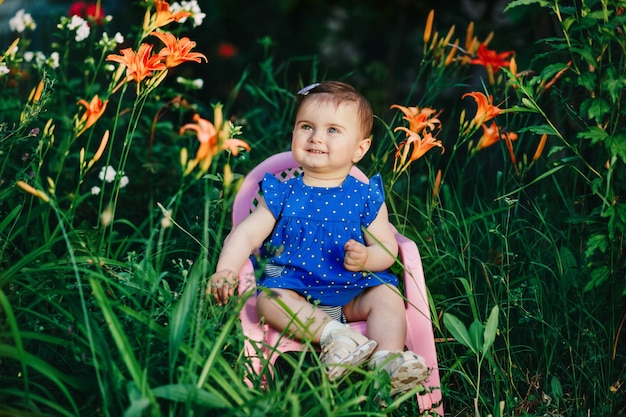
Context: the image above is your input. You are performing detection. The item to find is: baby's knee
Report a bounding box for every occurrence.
[256,288,300,310]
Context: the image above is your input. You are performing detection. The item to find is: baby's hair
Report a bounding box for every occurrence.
[296,81,374,138]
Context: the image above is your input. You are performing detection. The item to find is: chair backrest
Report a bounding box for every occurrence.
[232,151,369,226]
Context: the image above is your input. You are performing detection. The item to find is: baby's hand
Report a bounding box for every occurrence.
[206,269,238,306]
[344,239,368,271]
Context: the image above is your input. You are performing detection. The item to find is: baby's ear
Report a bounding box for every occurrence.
[352,136,372,163]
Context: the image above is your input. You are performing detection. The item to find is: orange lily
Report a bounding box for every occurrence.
[470,43,513,71]
[180,113,217,161]
[106,43,167,84]
[473,121,501,151]
[144,0,191,32]
[501,130,519,172]
[393,126,444,174]
[462,91,502,134]
[76,94,108,137]
[179,110,250,174]
[221,138,251,156]
[470,43,514,84]
[390,104,441,135]
[150,31,208,68]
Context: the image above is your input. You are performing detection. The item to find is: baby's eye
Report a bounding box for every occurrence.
[301,124,313,130]
[328,127,339,134]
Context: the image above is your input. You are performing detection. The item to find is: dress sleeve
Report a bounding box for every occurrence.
[362,174,386,227]
[260,173,288,219]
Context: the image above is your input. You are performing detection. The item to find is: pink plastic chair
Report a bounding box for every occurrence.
[233,152,443,415]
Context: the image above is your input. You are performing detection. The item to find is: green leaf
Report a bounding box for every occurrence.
[89,274,147,394]
[577,126,608,144]
[604,67,626,104]
[503,0,550,13]
[469,320,483,352]
[585,233,609,257]
[576,72,596,91]
[584,265,610,291]
[0,204,22,233]
[443,312,477,354]
[152,384,231,408]
[506,105,539,114]
[519,124,557,135]
[539,62,571,79]
[551,376,563,400]
[169,255,205,368]
[521,97,540,112]
[483,305,499,352]
[608,133,626,163]
[586,98,611,123]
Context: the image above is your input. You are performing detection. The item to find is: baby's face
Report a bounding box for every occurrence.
[291,95,370,184]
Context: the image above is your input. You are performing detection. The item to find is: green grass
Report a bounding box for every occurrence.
[1,0,625,416]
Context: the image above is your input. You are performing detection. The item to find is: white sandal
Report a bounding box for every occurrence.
[371,350,431,395]
[319,327,377,380]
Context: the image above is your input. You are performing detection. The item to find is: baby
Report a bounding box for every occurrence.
[208,81,429,394]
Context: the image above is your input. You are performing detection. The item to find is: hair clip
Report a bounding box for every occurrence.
[297,82,320,96]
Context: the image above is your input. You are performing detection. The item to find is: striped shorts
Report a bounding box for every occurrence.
[265,264,348,324]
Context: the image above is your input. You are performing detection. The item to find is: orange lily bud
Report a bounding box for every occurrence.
[180,147,188,169]
[30,80,45,103]
[484,31,494,46]
[443,25,455,47]
[213,104,224,132]
[465,22,474,52]
[16,180,50,203]
[509,56,518,77]
[432,169,442,200]
[445,40,458,66]
[4,38,19,56]
[424,9,434,45]
[533,134,547,162]
[88,130,110,169]
[223,163,234,188]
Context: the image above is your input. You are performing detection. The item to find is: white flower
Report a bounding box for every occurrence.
[176,76,204,90]
[160,209,173,229]
[64,15,90,42]
[34,51,47,67]
[0,63,9,76]
[119,176,129,188]
[99,32,124,51]
[47,52,60,69]
[75,23,91,42]
[67,15,86,30]
[170,0,205,27]
[23,51,34,62]
[91,186,101,195]
[100,206,113,226]
[192,78,204,89]
[113,32,124,44]
[99,166,117,183]
[9,9,36,33]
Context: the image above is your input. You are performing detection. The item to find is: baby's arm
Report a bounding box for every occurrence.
[343,202,398,272]
[208,198,276,305]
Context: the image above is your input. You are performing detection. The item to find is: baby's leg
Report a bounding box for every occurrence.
[343,284,407,351]
[345,284,430,394]
[257,288,377,380]
[256,288,332,343]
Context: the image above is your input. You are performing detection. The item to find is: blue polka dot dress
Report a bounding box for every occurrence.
[255,172,399,306]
